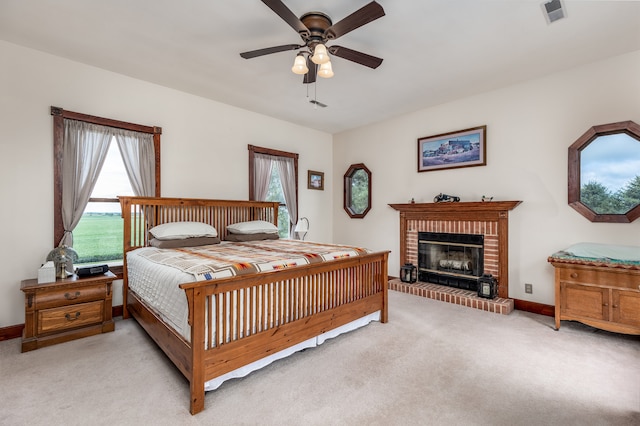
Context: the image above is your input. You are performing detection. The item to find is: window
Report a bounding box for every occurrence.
[74,141,135,264]
[568,120,640,222]
[52,107,161,276]
[344,163,372,218]
[248,145,298,238]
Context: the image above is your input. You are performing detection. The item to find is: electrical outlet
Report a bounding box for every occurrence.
[525,283,533,294]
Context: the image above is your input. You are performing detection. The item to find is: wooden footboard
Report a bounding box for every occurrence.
[120,196,389,414]
[181,251,388,414]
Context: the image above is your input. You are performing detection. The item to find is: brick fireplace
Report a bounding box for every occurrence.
[389,201,521,313]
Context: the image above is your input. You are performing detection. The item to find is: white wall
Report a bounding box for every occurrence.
[333,50,640,306]
[0,41,333,328]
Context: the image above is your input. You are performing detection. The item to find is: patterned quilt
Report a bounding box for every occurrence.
[136,239,370,281]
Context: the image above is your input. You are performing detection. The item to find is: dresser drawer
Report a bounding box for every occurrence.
[38,300,104,334]
[35,284,106,309]
[558,267,640,290]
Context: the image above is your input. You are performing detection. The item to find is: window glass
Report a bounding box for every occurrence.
[580,133,640,214]
[74,140,134,264]
[265,166,291,238]
[349,169,369,214]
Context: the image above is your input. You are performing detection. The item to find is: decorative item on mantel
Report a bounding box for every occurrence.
[433,193,460,203]
[400,263,417,283]
[482,195,494,202]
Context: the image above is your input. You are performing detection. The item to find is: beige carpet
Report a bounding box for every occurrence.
[1,290,638,426]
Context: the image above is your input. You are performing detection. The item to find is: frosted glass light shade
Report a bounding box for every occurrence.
[311,44,330,65]
[291,54,308,75]
[318,61,334,78]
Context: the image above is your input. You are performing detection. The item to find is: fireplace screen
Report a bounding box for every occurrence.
[418,232,484,291]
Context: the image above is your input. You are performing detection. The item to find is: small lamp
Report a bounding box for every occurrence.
[294,217,309,240]
[46,245,79,279]
[318,61,334,79]
[400,263,417,283]
[291,53,309,75]
[311,44,330,65]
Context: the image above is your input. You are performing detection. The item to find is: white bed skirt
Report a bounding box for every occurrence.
[204,310,381,391]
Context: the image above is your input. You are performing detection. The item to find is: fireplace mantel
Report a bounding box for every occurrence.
[389,201,522,298]
[388,201,522,216]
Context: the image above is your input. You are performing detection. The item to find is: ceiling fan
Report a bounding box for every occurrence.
[240,0,385,84]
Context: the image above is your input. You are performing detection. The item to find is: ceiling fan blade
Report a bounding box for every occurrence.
[240,44,302,59]
[303,56,317,84]
[328,45,383,69]
[325,1,385,40]
[261,0,310,39]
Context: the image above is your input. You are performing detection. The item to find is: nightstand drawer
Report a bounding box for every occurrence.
[38,300,104,334]
[36,284,106,309]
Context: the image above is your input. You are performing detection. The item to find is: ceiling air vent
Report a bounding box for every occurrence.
[542,0,566,24]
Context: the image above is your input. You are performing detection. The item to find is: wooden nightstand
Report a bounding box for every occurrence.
[21,271,115,352]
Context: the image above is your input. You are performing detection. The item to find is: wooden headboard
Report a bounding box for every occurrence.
[119,196,280,252]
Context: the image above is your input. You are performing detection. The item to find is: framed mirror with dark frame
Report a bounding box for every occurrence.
[344,163,372,218]
[568,120,640,223]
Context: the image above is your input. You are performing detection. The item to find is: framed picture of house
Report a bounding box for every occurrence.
[417,125,487,172]
[308,170,324,190]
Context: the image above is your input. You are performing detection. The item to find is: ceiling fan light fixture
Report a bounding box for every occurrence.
[318,61,334,79]
[291,53,309,75]
[311,43,330,65]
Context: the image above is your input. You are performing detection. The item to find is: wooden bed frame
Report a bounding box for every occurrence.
[120,196,389,414]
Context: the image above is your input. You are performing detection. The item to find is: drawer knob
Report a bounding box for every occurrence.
[65,291,81,300]
[65,312,81,321]
[570,273,578,279]
[613,304,618,308]
[603,303,608,307]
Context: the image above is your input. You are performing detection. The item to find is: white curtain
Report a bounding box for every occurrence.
[253,153,273,202]
[273,156,297,237]
[114,129,155,196]
[59,119,111,246]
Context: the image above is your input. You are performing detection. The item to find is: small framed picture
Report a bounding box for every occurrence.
[308,170,324,190]
[418,125,487,172]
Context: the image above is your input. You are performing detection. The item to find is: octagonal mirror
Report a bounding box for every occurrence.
[344,163,371,218]
[568,121,640,223]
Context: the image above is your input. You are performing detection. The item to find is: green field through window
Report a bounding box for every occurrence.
[73,213,123,264]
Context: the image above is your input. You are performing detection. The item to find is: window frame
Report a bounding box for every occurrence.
[568,120,640,223]
[343,163,372,219]
[51,106,162,277]
[248,144,299,236]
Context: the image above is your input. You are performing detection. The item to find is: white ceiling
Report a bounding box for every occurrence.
[1,1,639,134]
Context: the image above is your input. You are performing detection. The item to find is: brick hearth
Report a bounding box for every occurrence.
[389,278,514,315]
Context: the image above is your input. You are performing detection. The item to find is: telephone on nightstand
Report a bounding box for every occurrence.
[76,264,109,277]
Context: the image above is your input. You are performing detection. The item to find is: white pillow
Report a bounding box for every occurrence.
[149,221,218,240]
[227,220,278,235]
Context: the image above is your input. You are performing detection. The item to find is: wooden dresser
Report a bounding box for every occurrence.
[21,271,115,352]
[549,261,640,335]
